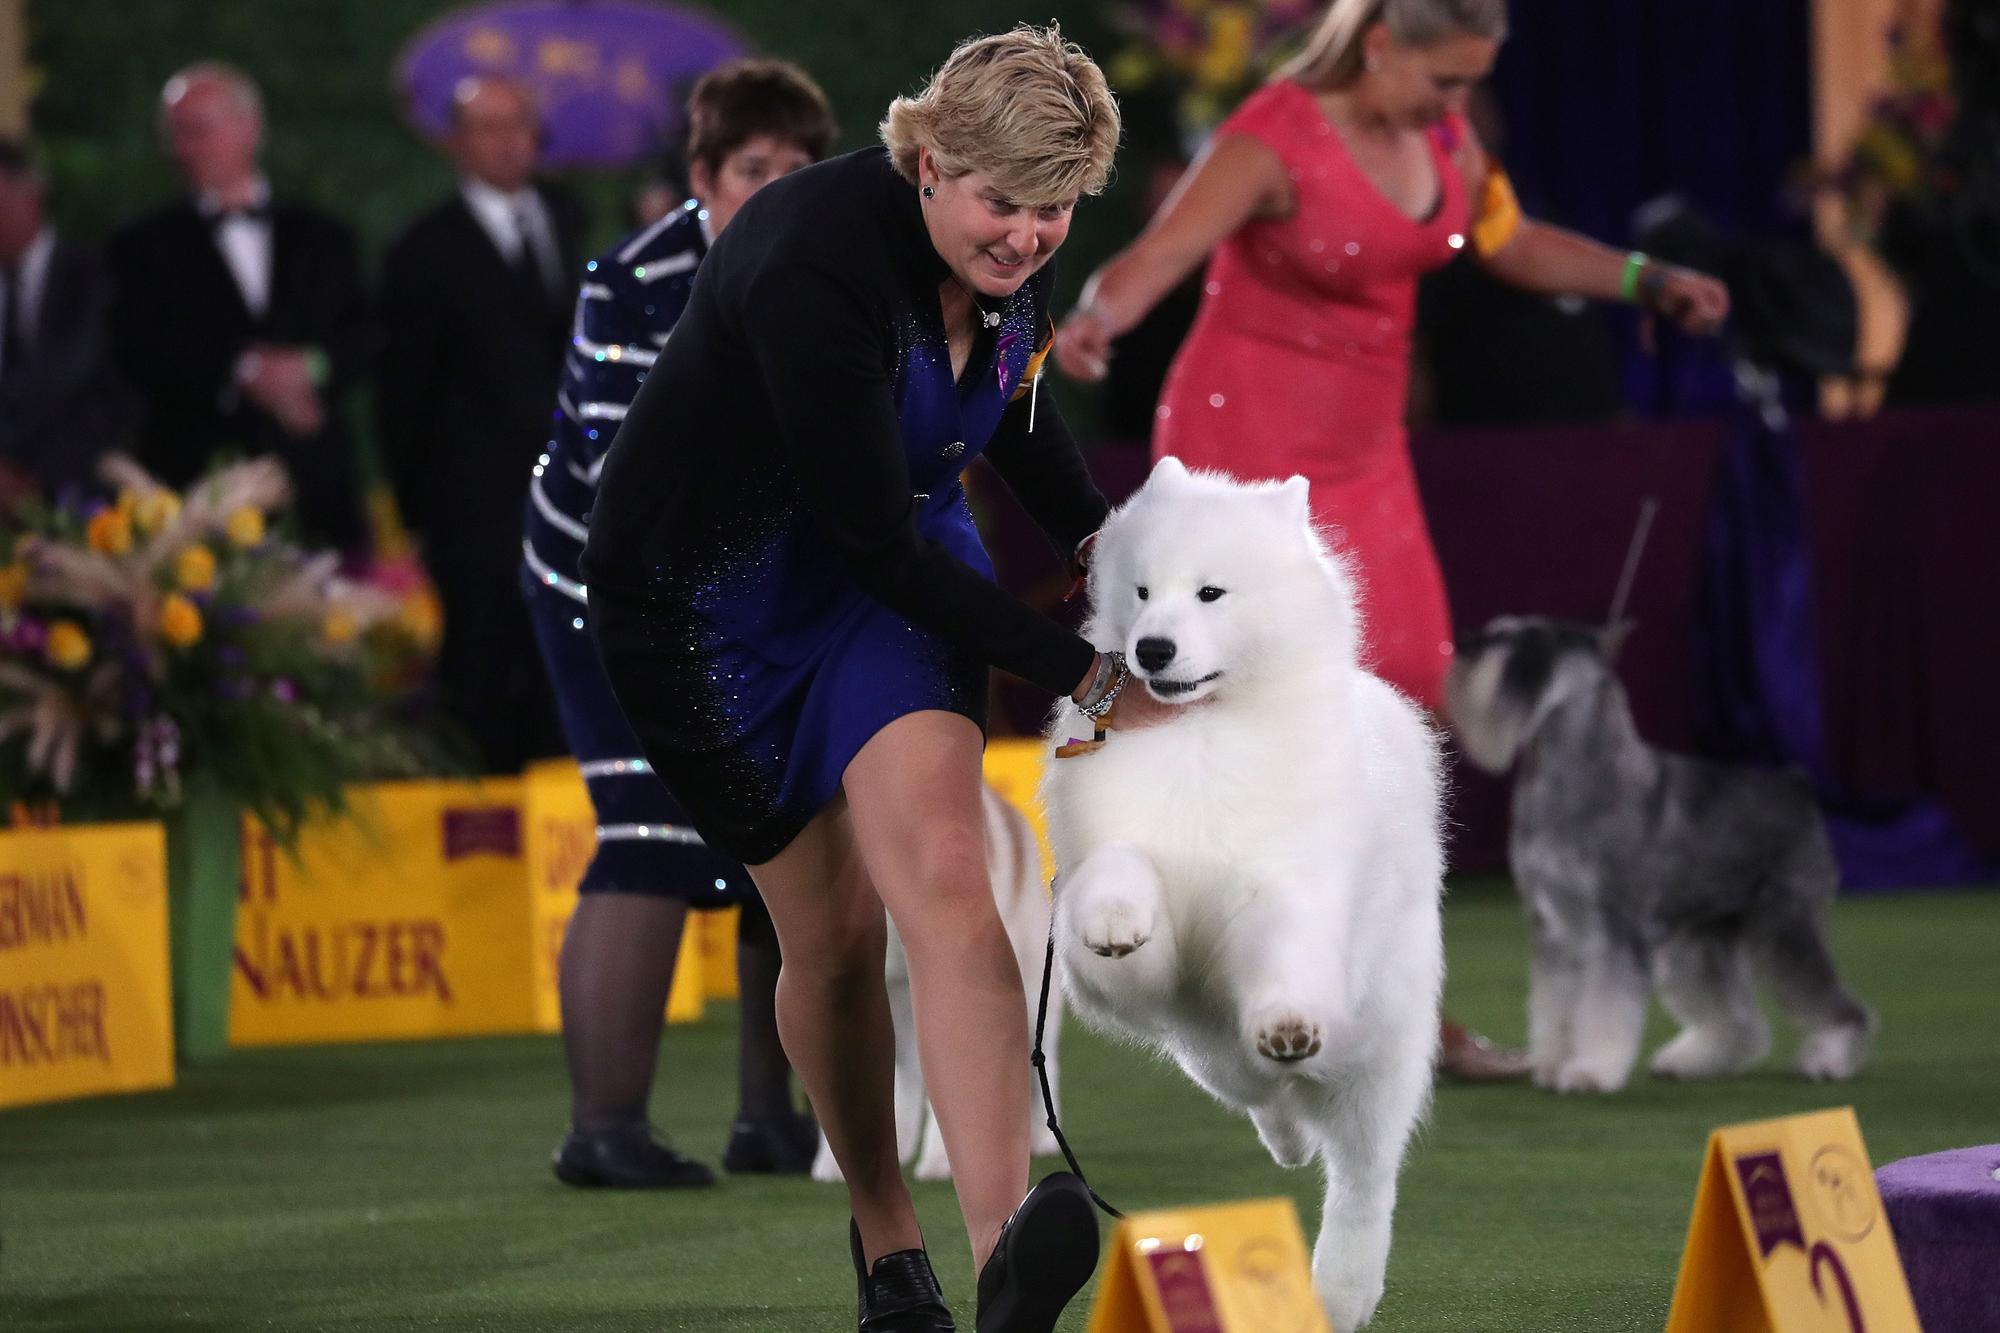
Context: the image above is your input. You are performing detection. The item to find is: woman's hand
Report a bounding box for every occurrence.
[1057,653,1197,756]
[1644,264,1731,337]
[1096,678,1187,731]
[1056,304,1116,382]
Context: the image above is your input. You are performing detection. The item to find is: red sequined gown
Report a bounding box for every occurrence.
[1154,80,1471,710]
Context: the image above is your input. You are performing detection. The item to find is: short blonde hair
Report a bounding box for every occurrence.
[1281,0,1508,92]
[881,24,1120,207]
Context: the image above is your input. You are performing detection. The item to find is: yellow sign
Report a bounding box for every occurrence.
[1088,1198,1329,1333]
[696,907,740,1001]
[521,759,704,1029]
[1666,1106,1921,1333]
[983,738,1054,885]
[231,780,538,1044]
[0,822,173,1108]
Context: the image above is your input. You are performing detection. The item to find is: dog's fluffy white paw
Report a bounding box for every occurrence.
[810,1135,844,1183]
[911,1145,953,1182]
[1248,1009,1323,1063]
[1797,1022,1871,1082]
[1551,1059,1629,1094]
[1316,1264,1386,1332]
[1251,1108,1319,1168]
[1650,1027,1768,1081]
[1076,895,1155,958]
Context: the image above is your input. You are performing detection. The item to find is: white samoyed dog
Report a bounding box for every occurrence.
[1041,457,1445,1331]
[812,784,1063,1182]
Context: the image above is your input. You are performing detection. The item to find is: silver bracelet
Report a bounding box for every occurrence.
[1072,652,1110,709]
[1077,652,1128,721]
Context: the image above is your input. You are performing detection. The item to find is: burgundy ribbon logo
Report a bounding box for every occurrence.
[1735,1151,1808,1258]
[1146,1250,1225,1332]
[442,808,523,861]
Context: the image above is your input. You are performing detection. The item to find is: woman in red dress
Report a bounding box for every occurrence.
[1059,0,1728,1078]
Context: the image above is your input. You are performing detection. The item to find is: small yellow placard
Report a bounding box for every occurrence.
[1088,1198,1329,1333]
[0,822,174,1108]
[1666,1106,1921,1333]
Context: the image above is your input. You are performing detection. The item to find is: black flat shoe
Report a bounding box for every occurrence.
[722,1110,819,1175]
[551,1122,716,1189]
[852,1219,956,1331]
[975,1172,1100,1333]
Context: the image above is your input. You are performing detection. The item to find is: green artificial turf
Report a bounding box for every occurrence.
[2,884,1993,1331]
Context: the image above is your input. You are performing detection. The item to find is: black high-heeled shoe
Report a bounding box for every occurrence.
[851,1219,956,1331]
[975,1172,1101,1333]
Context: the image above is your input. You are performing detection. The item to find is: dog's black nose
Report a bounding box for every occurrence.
[1135,637,1177,672]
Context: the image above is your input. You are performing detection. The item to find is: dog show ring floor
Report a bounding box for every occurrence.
[4,881,1994,1331]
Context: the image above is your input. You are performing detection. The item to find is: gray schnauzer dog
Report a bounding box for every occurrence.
[1444,617,1875,1094]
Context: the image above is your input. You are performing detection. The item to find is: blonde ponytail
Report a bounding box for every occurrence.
[1280,0,1507,92]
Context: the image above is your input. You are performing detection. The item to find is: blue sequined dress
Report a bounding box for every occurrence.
[584,149,1106,865]
[519,201,752,903]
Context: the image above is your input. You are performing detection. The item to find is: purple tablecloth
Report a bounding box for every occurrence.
[1875,1145,2000,1331]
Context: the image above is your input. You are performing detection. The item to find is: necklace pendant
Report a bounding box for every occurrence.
[981,308,1001,330]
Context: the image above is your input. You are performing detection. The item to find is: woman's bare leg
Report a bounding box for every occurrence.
[844,710,1029,1270]
[748,797,919,1261]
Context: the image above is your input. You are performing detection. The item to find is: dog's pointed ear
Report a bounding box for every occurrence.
[1276,474,1311,521]
[1597,618,1637,660]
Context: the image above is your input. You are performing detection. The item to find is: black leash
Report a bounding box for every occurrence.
[1032,920,1123,1220]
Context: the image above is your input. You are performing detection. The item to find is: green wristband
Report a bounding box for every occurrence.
[1620,251,1650,304]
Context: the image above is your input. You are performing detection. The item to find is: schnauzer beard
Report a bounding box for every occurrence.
[1445,647,1533,773]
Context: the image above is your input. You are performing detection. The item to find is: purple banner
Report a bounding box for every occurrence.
[1735,1151,1809,1260]
[1146,1249,1225,1332]
[396,0,748,169]
[442,808,523,861]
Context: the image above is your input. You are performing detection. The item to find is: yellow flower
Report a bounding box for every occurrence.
[322,609,360,645]
[135,490,182,533]
[225,506,266,549]
[159,594,204,648]
[46,620,92,669]
[87,507,134,556]
[1194,7,1253,90]
[115,488,139,519]
[396,588,443,650]
[0,562,26,611]
[175,544,217,593]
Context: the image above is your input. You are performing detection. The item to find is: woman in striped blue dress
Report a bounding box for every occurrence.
[520,61,838,1188]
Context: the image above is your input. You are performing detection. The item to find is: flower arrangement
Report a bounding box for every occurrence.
[0,456,440,842]
[1109,0,1320,143]
[1835,20,1959,246]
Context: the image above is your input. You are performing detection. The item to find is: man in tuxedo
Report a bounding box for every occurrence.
[377,76,581,772]
[108,63,366,553]
[0,139,134,505]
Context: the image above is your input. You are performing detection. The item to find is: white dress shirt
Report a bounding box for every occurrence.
[460,177,563,297]
[197,176,274,318]
[0,226,55,373]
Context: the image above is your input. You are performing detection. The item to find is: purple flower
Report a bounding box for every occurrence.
[271,678,298,703]
[4,617,47,653]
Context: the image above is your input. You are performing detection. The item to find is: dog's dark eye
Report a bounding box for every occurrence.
[1197,586,1226,603]
[1135,586,1149,601]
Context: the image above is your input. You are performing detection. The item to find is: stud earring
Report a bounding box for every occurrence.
[922,185,935,199]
